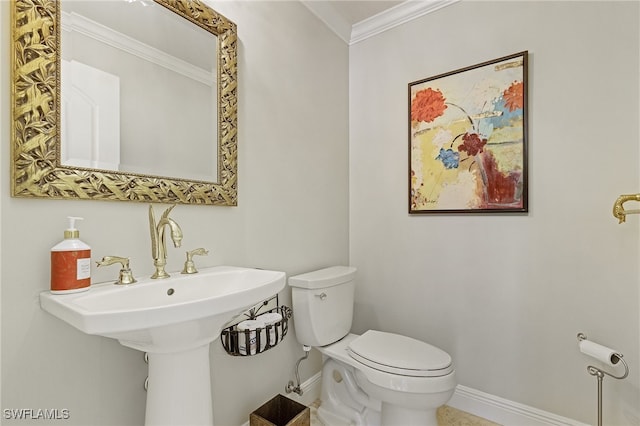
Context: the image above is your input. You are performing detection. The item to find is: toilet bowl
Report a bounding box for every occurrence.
[288,266,456,426]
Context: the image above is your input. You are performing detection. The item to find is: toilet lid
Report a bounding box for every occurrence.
[347,330,453,377]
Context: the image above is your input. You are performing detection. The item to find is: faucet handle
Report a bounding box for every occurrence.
[96,256,137,285]
[182,248,209,274]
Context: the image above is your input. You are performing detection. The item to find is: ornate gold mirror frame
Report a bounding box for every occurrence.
[11,0,237,205]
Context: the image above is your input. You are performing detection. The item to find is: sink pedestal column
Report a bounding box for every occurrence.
[145,344,213,426]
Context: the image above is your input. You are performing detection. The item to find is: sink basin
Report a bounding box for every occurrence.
[40,265,286,425]
[40,265,285,349]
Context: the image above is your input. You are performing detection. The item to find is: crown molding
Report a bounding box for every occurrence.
[351,0,460,45]
[301,0,460,45]
[61,11,213,85]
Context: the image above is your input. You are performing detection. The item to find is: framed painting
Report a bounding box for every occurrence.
[409,51,528,214]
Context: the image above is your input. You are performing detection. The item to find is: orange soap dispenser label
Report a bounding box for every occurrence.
[51,249,91,292]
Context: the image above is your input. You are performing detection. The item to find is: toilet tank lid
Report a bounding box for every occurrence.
[288,266,357,289]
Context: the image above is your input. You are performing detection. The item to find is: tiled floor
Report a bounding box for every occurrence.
[309,402,501,426]
[436,406,501,426]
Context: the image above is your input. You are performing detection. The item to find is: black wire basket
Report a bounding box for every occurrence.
[221,297,292,356]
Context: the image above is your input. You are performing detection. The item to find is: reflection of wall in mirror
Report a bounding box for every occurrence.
[61,7,217,182]
[61,60,121,171]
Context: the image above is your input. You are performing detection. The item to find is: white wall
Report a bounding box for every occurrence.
[0,1,346,425]
[4,0,640,425]
[349,1,640,425]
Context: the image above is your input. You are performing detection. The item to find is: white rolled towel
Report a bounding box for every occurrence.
[237,319,265,355]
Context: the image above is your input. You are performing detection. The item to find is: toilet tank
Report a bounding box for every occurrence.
[288,266,357,347]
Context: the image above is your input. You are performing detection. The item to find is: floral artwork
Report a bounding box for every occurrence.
[409,51,528,213]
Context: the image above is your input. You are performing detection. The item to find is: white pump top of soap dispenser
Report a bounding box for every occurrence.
[64,216,83,239]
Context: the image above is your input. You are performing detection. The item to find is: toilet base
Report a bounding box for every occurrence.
[381,403,436,426]
[316,359,381,426]
[317,355,454,426]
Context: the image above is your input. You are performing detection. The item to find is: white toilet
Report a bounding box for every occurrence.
[288,266,456,426]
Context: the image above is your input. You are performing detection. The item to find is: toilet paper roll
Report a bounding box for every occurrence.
[579,339,620,366]
[258,312,283,325]
[237,319,265,355]
[257,312,283,346]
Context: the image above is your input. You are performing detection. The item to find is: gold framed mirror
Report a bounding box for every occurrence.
[11,0,237,205]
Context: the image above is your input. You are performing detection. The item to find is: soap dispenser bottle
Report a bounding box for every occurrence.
[50,216,91,294]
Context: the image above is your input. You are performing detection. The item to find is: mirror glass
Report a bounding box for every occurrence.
[11,0,238,205]
[61,1,218,182]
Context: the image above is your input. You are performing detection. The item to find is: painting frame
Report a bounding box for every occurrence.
[409,51,528,214]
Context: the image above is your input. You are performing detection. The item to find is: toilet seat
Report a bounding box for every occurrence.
[347,330,453,377]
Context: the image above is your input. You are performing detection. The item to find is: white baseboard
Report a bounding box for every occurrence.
[243,374,588,426]
[285,371,322,407]
[448,385,589,426]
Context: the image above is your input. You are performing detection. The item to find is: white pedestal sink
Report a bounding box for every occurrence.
[40,266,286,426]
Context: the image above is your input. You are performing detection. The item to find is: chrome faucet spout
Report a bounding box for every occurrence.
[149,205,183,279]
